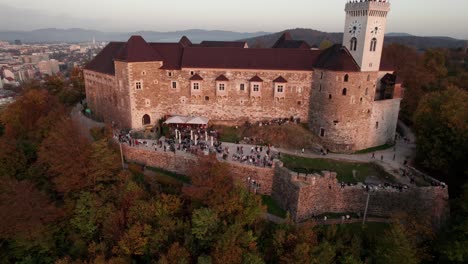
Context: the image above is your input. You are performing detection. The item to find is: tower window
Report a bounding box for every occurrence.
[172,81,177,89]
[370,38,377,52]
[375,122,379,129]
[240,83,245,91]
[167,72,173,77]
[320,128,325,137]
[329,94,332,100]
[205,96,210,101]
[342,88,347,96]
[350,37,357,51]
[344,74,349,82]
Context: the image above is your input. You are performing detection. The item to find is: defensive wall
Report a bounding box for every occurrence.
[122,145,449,224]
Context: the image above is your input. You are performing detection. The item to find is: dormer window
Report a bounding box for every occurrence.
[135,81,142,90]
[277,85,284,93]
[192,82,200,90]
[218,83,225,91]
[253,84,260,92]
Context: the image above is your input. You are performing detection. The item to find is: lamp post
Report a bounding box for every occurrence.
[362,188,371,226]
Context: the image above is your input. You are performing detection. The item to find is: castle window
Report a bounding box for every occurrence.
[190,71,195,76]
[145,99,150,106]
[253,84,260,92]
[240,83,245,91]
[142,71,146,76]
[297,101,302,105]
[168,72,173,77]
[218,83,225,91]
[135,81,142,90]
[342,88,347,96]
[192,82,200,90]
[375,122,379,129]
[142,114,151,125]
[277,85,284,93]
[360,97,363,103]
[329,94,332,99]
[367,75,371,81]
[320,128,325,137]
[365,88,368,95]
[172,81,177,89]
[370,38,377,52]
[344,74,349,82]
[320,72,324,79]
[205,96,210,101]
[350,37,357,51]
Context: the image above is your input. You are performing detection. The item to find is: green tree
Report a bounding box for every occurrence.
[374,223,420,264]
[413,86,468,181]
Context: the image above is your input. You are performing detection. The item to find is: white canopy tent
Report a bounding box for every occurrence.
[186,116,209,125]
[163,115,209,125]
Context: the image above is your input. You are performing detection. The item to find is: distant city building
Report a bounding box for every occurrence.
[14,40,22,45]
[70,45,81,51]
[38,59,60,76]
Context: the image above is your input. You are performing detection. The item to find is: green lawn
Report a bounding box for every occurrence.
[261,195,287,218]
[214,125,244,143]
[281,154,395,183]
[354,143,394,154]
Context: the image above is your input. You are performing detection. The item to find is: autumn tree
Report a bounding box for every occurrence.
[413,86,468,186]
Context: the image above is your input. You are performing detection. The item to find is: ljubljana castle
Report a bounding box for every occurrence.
[84,0,403,152]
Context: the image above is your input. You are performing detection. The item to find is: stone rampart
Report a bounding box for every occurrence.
[122,145,449,224]
[121,145,274,194]
[273,164,449,224]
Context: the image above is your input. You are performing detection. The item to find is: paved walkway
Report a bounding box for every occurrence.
[70,104,105,140]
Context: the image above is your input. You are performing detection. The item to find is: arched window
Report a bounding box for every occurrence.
[350,37,357,51]
[142,114,151,125]
[344,74,349,82]
[342,88,347,96]
[370,38,377,52]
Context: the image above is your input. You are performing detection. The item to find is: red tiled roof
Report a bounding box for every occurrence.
[86,35,366,76]
[115,36,164,62]
[181,47,320,71]
[84,42,124,75]
[273,32,310,49]
[179,36,192,47]
[197,41,247,48]
[314,44,360,72]
[273,76,288,83]
[249,75,263,82]
[189,74,203,81]
[150,43,184,69]
[215,74,229,81]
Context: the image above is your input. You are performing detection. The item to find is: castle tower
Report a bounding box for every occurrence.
[343,0,391,72]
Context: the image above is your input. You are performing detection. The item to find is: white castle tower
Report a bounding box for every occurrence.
[343,0,391,72]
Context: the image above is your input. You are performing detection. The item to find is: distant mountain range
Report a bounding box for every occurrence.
[0,28,270,44]
[0,28,466,50]
[241,28,467,50]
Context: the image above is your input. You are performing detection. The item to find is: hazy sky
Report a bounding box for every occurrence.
[0,0,467,39]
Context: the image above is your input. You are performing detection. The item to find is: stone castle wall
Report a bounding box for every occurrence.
[308,70,379,152]
[120,64,313,128]
[121,145,449,224]
[274,164,449,224]
[121,145,274,195]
